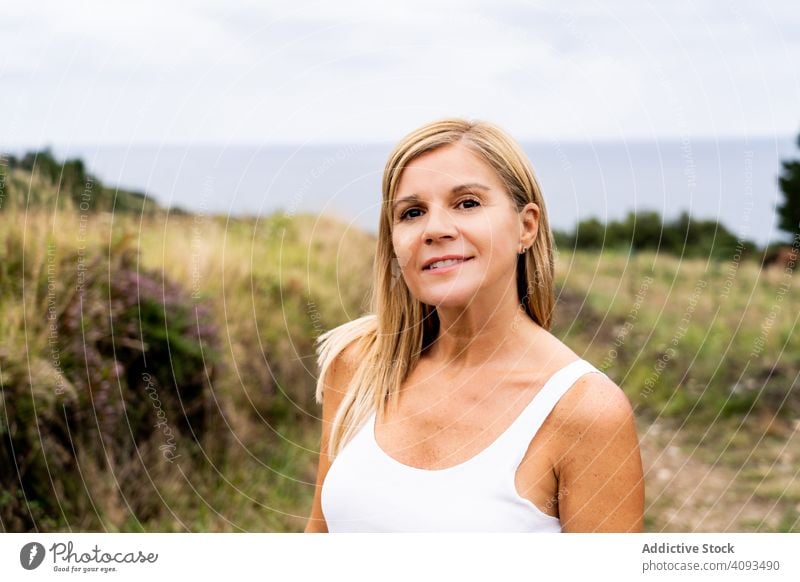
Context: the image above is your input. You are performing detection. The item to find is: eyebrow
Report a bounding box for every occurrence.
[392,183,491,211]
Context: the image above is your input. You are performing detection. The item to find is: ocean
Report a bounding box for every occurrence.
[10,135,798,247]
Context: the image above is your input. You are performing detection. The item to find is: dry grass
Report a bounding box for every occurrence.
[1,208,797,531]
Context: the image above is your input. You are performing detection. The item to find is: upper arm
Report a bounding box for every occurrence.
[304,341,362,533]
[555,374,645,533]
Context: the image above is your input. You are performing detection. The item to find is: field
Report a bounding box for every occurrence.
[1,207,797,532]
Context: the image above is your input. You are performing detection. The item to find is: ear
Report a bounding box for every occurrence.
[519,202,540,249]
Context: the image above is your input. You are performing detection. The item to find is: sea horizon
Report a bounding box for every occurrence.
[3,134,797,247]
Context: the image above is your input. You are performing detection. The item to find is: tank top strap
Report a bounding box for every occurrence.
[492,359,608,471]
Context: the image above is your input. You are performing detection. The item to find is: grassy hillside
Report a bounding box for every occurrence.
[0,149,172,215]
[553,249,799,531]
[0,196,797,532]
[0,205,374,532]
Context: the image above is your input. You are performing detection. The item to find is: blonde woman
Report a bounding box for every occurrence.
[305,118,645,532]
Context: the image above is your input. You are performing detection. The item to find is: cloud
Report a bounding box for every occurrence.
[1,0,798,145]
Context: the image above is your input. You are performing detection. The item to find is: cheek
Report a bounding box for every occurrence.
[472,232,517,273]
[476,224,510,256]
[391,234,416,271]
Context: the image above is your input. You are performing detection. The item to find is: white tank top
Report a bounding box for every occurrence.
[321,358,607,532]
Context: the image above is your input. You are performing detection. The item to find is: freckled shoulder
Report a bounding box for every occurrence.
[546,372,635,444]
[545,371,644,532]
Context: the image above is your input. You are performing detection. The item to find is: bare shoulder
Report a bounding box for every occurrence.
[550,370,645,532]
[329,339,364,380]
[322,339,365,412]
[305,338,367,533]
[548,369,641,480]
[551,371,635,437]
[526,330,634,429]
[567,371,633,421]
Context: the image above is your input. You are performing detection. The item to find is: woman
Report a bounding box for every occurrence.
[305,118,645,532]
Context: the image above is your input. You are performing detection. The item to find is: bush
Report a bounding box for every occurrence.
[561,210,759,259]
[0,230,223,531]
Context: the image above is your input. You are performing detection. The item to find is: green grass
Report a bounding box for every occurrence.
[1,206,797,532]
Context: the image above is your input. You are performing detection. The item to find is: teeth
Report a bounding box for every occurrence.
[428,258,466,270]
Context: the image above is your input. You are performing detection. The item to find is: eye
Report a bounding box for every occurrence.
[399,207,422,221]
[399,198,481,220]
[460,198,481,209]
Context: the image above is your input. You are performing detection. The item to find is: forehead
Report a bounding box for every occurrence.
[396,144,502,194]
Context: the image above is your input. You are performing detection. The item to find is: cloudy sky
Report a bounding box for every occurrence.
[2,0,799,146]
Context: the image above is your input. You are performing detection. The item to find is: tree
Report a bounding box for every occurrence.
[624,210,663,251]
[777,132,800,241]
[573,217,607,249]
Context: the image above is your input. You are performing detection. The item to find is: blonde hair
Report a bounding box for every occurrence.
[314,117,556,457]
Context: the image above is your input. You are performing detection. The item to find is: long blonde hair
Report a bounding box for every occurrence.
[314,117,556,457]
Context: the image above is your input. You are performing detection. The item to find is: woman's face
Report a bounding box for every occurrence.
[390,143,538,309]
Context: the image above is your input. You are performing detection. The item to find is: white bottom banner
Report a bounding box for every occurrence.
[1,533,797,581]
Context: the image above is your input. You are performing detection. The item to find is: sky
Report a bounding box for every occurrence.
[2,0,799,147]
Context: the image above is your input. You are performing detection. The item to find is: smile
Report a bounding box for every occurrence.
[422,257,474,273]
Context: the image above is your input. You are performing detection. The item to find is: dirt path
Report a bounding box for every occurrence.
[638,417,800,532]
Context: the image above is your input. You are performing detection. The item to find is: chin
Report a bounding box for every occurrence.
[418,290,475,309]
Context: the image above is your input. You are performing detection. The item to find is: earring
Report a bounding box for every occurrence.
[519,246,527,255]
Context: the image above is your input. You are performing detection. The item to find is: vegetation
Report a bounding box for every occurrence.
[0,215,223,530]
[553,210,760,260]
[0,152,796,533]
[777,132,800,241]
[0,203,374,532]
[0,148,174,215]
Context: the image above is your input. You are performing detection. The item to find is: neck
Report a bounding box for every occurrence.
[424,280,539,370]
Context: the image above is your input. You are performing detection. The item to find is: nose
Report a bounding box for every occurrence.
[422,202,457,244]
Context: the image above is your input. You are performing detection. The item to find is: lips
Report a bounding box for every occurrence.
[422,257,474,271]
